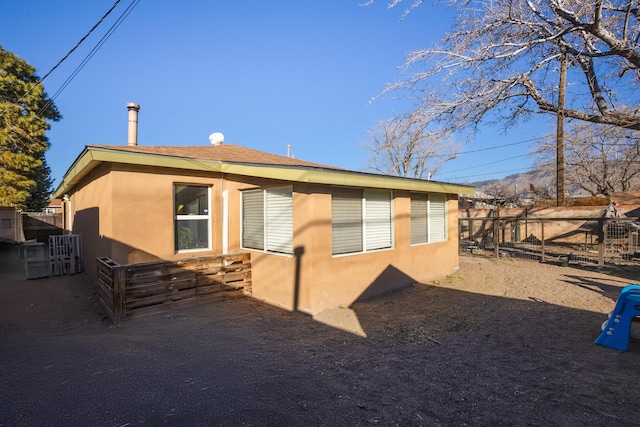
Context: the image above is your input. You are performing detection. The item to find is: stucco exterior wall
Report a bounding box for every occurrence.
[262,185,461,314]
[69,163,114,277]
[69,165,461,315]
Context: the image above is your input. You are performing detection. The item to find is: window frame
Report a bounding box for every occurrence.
[331,187,393,256]
[174,184,212,253]
[240,186,293,256]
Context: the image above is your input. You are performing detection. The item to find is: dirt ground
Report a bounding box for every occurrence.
[2,246,640,426]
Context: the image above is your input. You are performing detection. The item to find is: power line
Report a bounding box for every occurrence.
[39,0,122,83]
[453,137,545,156]
[3,1,126,117]
[438,166,532,181]
[439,153,530,176]
[42,0,142,112]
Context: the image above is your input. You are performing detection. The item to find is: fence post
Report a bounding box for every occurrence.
[540,219,545,262]
[458,220,463,256]
[113,266,126,324]
[494,218,500,258]
[598,219,605,267]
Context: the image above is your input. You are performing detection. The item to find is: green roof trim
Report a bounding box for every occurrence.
[53,146,475,198]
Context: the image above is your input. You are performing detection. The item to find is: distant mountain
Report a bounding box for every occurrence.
[470,169,588,198]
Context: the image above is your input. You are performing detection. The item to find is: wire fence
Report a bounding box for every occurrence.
[459,216,640,267]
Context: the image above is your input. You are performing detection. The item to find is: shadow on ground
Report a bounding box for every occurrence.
[1,245,640,426]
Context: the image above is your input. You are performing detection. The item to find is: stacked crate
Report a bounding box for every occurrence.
[49,234,83,275]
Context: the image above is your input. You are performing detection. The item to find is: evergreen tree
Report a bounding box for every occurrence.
[23,157,54,211]
[0,45,60,210]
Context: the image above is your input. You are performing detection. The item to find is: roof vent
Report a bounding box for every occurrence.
[209,132,224,146]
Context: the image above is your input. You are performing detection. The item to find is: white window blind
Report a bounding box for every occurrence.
[364,189,392,251]
[241,187,292,254]
[429,193,447,243]
[331,188,363,255]
[410,193,428,245]
[331,187,393,255]
[241,190,265,251]
[265,187,293,254]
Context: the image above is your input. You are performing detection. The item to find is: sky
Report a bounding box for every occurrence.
[0,0,554,189]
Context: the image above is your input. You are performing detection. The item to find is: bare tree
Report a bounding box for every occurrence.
[362,113,460,179]
[533,122,640,195]
[372,0,640,134]
[482,181,523,206]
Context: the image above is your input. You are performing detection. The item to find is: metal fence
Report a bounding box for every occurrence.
[459,216,640,266]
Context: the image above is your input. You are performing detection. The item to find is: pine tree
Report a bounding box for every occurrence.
[23,157,54,211]
[0,45,60,210]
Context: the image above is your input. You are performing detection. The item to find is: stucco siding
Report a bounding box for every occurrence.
[248,186,460,314]
[69,163,114,277]
[68,164,460,315]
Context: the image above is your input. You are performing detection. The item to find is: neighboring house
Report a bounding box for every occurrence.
[53,141,474,314]
[44,199,64,214]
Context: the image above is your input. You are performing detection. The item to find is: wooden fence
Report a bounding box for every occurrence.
[22,212,63,242]
[96,253,252,324]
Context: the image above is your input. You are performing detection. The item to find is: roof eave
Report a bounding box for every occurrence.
[53,146,475,197]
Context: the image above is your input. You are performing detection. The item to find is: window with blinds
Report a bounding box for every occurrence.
[365,189,392,251]
[410,193,428,245]
[241,187,293,255]
[429,193,447,243]
[331,187,392,255]
[241,190,265,251]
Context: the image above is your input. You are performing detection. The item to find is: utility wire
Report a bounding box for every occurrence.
[438,167,533,181]
[452,137,543,156]
[3,0,124,117]
[39,0,122,83]
[439,153,530,176]
[39,0,142,115]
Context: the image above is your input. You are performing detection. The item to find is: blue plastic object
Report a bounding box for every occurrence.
[595,284,640,351]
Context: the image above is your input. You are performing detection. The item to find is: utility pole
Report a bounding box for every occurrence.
[556,54,567,207]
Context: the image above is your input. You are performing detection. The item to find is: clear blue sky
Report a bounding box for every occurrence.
[1,0,552,188]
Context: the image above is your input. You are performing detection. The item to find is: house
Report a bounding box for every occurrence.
[52,121,474,314]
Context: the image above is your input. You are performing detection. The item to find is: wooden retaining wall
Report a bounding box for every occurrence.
[97,253,252,324]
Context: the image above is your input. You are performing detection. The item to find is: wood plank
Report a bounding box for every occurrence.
[98,297,115,322]
[97,280,113,303]
[96,268,113,287]
[125,292,245,320]
[126,271,197,287]
[125,288,198,310]
[197,286,245,296]
[97,285,113,305]
[127,273,200,290]
[126,277,197,295]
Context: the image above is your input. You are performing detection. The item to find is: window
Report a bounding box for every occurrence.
[429,193,447,242]
[331,188,362,255]
[1,218,11,229]
[174,184,211,252]
[331,187,392,255]
[411,192,448,244]
[410,193,428,245]
[241,186,293,255]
